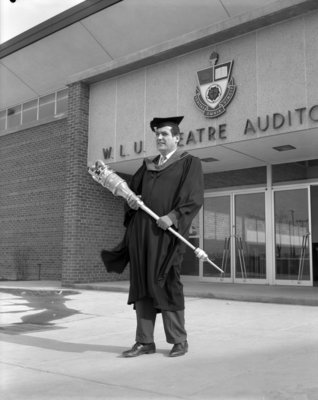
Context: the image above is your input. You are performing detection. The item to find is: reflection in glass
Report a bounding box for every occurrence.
[182,213,200,276]
[235,193,266,279]
[0,110,6,131]
[273,160,318,183]
[274,189,310,280]
[7,106,22,129]
[22,99,38,124]
[56,89,68,115]
[39,94,55,120]
[203,196,231,278]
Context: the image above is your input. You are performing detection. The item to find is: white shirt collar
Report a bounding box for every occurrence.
[160,148,177,162]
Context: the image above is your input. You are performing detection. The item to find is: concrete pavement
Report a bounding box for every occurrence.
[68,280,318,307]
[1,279,318,306]
[1,283,318,399]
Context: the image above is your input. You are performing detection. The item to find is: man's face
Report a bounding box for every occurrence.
[155,126,179,155]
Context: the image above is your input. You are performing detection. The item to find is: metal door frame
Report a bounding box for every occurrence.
[200,188,267,284]
[272,183,313,286]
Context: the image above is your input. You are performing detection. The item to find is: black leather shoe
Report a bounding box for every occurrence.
[169,340,188,357]
[122,342,156,357]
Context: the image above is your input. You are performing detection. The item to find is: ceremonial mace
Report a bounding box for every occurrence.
[88,160,224,274]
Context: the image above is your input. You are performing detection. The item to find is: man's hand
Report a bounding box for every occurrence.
[126,194,141,210]
[156,215,173,230]
[194,248,208,261]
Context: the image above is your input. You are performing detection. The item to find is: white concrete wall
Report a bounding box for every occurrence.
[88,11,318,165]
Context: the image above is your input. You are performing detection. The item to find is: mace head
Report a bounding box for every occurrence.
[88,160,112,184]
[88,160,128,197]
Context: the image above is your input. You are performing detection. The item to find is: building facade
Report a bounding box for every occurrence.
[1,0,318,287]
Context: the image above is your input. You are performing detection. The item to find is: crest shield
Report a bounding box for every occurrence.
[194,53,236,118]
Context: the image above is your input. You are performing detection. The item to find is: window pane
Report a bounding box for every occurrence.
[205,166,266,190]
[0,110,6,131]
[7,106,21,129]
[235,193,266,279]
[181,213,200,276]
[22,99,38,124]
[56,89,68,115]
[39,94,55,119]
[273,160,318,183]
[203,196,231,278]
[274,189,310,281]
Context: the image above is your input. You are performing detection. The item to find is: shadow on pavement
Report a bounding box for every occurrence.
[0,289,81,334]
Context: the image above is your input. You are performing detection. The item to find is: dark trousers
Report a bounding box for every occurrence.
[135,297,187,345]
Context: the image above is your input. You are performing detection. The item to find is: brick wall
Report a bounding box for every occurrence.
[0,119,68,280]
[62,82,128,285]
[0,82,129,283]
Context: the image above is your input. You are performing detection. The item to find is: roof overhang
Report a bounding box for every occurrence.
[69,0,318,85]
[1,0,318,110]
[0,0,123,59]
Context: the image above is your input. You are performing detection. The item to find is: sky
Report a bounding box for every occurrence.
[0,0,85,44]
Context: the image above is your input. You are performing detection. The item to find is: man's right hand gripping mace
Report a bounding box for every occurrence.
[88,160,224,274]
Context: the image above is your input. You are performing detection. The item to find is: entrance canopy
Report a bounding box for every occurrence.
[106,127,318,175]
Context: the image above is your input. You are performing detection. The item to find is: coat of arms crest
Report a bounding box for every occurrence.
[194,52,236,118]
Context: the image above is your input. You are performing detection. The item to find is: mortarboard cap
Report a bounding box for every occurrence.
[150,116,184,132]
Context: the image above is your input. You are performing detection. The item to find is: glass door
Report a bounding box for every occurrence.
[202,195,231,280]
[202,191,266,283]
[234,192,266,282]
[274,187,312,284]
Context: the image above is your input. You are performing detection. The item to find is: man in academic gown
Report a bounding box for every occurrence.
[106,116,204,357]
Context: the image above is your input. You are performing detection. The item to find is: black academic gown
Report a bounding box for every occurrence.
[125,151,203,311]
[101,150,203,311]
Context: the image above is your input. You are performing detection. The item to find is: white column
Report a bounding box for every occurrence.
[265,164,275,284]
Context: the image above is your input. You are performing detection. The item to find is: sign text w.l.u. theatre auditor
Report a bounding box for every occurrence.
[101,104,318,160]
[102,123,227,159]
